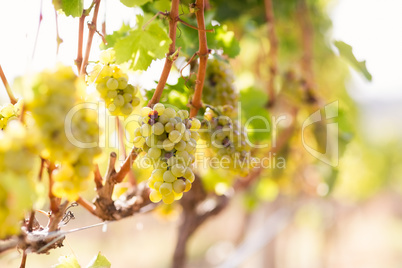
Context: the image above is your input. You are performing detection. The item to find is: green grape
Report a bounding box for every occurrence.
[121,103,133,115]
[171,164,185,177]
[106,78,119,90]
[114,95,125,107]
[133,103,201,204]
[123,93,133,102]
[0,99,24,130]
[86,48,141,116]
[173,179,186,194]
[107,90,118,98]
[174,140,186,151]
[153,103,165,114]
[169,130,182,143]
[148,147,162,159]
[162,192,175,204]
[164,107,176,118]
[152,122,165,135]
[27,65,101,201]
[0,121,38,239]
[200,106,252,177]
[163,170,176,183]
[199,58,238,108]
[117,77,128,89]
[150,190,162,203]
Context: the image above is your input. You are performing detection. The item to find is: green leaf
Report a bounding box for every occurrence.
[240,87,271,142]
[207,24,240,58]
[334,41,372,81]
[153,0,171,11]
[114,15,171,70]
[102,23,132,49]
[86,252,111,268]
[120,0,152,7]
[145,77,190,110]
[53,0,84,17]
[53,255,81,268]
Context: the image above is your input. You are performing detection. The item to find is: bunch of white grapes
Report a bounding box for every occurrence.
[0,99,23,130]
[87,49,141,116]
[27,65,101,201]
[0,121,38,238]
[201,58,238,109]
[133,103,201,204]
[200,105,251,176]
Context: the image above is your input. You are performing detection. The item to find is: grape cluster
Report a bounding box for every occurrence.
[200,105,251,176]
[28,65,101,201]
[0,99,23,130]
[201,58,238,108]
[87,49,140,116]
[133,103,201,204]
[0,121,38,238]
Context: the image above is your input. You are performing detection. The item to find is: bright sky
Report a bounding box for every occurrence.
[0,0,401,105]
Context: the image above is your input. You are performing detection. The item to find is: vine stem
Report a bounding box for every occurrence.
[76,196,97,216]
[76,14,85,72]
[47,162,60,214]
[264,0,279,107]
[0,65,17,104]
[297,0,316,102]
[116,117,137,185]
[147,0,180,107]
[112,147,139,183]
[19,251,27,268]
[190,0,209,118]
[79,0,101,76]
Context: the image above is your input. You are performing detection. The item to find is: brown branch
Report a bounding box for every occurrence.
[76,196,97,216]
[177,18,214,32]
[80,0,101,76]
[19,251,27,268]
[297,0,317,103]
[94,164,103,190]
[27,211,36,232]
[190,0,209,117]
[47,201,69,232]
[0,64,17,104]
[112,147,139,183]
[147,0,180,107]
[264,0,279,107]
[75,14,86,71]
[47,162,60,214]
[116,117,137,186]
[38,157,45,181]
[172,178,228,268]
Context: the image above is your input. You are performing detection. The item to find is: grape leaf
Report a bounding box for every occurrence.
[120,0,152,7]
[53,0,84,18]
[240,87,271,142]
[53,255,81,268]
[86,252,111,268]
[153,0,171,11]
[114,15,171,70]
[207,24,240,58]
[334,41,372,81]
[102,23,131,49]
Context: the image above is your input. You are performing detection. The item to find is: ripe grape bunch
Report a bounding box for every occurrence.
[87,49,141,116]
[201,58,238,108]
[0,99,23,130]
[0,121,38,238]
[133,103,201,204]
[28,65,101,201]
[200,105,251,176]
